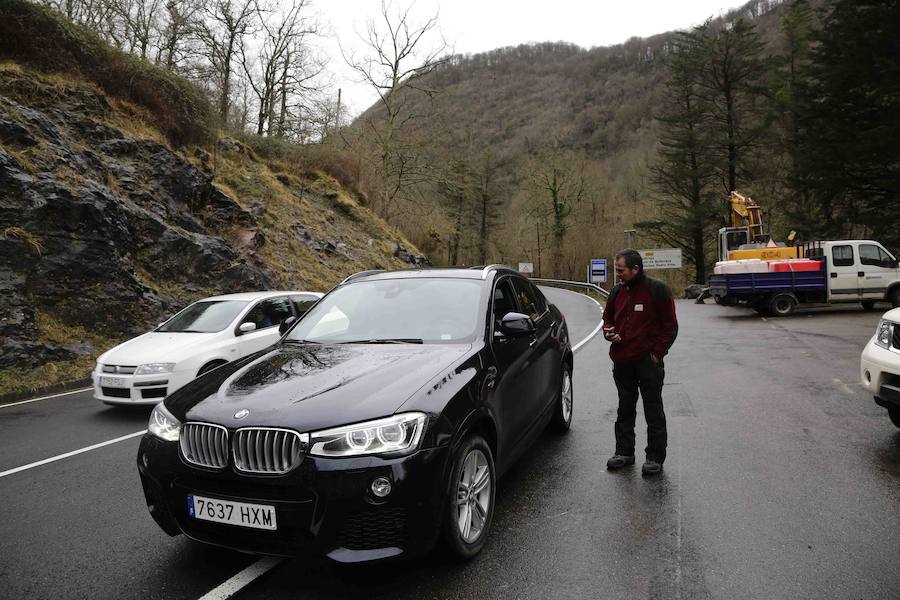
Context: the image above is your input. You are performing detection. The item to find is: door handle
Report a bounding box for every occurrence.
[858,271,865,277]
[528,336,538,348]
[830,273,837,278]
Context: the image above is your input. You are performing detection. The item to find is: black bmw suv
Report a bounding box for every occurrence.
[137,266,573,563]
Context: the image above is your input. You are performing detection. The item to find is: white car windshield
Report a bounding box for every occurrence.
[157,300,248,333]
[286,278,483,343]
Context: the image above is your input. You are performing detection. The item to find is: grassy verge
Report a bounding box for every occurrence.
[0,311,121,397]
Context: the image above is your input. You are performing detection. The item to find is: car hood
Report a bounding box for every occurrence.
[882,307,900,323]
[100,331,220,365]
[169,342,474,432]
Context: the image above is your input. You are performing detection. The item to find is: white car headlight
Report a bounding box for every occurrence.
[148,403,181,442]
[308,413,427,457]
[135,363,176,375]
[875,320,893,349]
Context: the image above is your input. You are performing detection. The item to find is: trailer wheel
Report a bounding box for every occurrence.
[768,293,797,317]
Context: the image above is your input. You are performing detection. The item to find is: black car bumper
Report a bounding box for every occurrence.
[875,383,900,409]
[137,434,450,563]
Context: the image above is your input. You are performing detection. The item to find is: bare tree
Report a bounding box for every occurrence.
[344,0,449,221]
[110,0,165,60]
[197,0,258,124]
[527,146,588,277]
[240,0,319,136]
[156,0,204,69]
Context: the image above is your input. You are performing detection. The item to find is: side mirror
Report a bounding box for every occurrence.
[279,316,297,335]
[238,322,257,334]
[499,312,535,338]
[886,259,899,269]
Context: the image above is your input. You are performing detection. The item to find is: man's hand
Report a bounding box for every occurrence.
[603,325,621,343]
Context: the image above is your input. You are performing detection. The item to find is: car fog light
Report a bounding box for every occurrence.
[142,453,149,468]
[865,370,871,383]
[371,477,392,498]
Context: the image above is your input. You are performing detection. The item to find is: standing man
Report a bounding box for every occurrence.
[602,249,678,476]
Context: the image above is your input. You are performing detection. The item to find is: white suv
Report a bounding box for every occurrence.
[860,306,900,428]
[93,291,321,406]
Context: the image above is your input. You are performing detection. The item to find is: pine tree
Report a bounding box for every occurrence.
[694,18,770,199]
[793,0,900,246]
[643,30,720,283]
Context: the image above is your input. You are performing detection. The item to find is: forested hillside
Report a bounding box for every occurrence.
[348,0,898,285]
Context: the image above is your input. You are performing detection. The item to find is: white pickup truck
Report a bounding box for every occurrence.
[709,240,900,316]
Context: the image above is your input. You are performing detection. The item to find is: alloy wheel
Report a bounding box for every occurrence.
[561,370,573,423]
[456,448,492,543]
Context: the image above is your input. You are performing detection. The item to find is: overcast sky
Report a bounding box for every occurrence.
[312,0,746,116]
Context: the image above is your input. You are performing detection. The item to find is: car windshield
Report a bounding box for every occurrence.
[157,300,248,333]
[286,278,483,344]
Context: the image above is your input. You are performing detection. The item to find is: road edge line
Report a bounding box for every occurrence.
[0,429,146,478]
[573,322,604,354]
[0,386,93,409]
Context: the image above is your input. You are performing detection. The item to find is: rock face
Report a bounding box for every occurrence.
[0,74,273,369]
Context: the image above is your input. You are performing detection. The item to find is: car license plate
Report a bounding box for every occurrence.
[100,376,127,387]
[187,494,277,530]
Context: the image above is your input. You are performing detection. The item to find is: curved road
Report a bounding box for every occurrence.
[1,290,898,599]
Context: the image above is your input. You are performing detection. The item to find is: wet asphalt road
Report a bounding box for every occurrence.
[1,290,898,599]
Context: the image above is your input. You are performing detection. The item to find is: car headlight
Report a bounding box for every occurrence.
[875,320,893,349]
[135,363,176,375]
[308,413,427,457]
[148,403,181,442]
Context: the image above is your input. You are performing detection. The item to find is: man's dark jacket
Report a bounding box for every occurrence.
[602,273,678,363]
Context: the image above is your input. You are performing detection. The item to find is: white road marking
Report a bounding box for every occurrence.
[198,556,285,600]
[832,378,858,397]
[0,429,146,478]
[0,386,93,409]
[573,322,604,354]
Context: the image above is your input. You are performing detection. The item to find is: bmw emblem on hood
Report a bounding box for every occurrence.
[233,409,250,420]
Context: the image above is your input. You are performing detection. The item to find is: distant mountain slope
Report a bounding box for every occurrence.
[353,0,801,279]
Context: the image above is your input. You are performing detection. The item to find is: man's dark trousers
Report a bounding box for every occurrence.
[612,355,667,463]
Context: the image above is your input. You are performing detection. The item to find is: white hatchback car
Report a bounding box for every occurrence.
[860,306,900,428]
[93,291,322,405]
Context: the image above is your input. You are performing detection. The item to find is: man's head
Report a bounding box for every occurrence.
[615,249,643,285]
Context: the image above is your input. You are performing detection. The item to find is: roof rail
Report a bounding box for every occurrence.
[340,270,385,285]
[480,264,515,279]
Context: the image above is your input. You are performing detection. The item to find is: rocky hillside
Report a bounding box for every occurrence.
[0,64,422,395]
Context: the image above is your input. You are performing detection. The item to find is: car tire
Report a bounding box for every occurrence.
[768,293,797,317]
[197,360,227,377]
[441,434,495,561]
[861,301,876,311]
[549,363,573,433]
[889,407,900,429]
[889,288,900,308]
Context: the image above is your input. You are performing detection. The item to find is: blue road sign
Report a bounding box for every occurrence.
[590,258,607,284]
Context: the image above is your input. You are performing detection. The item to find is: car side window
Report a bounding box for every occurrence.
[290,294,319,317]
[492,279,518,339]
[832,245,854,267]
[859,244,892,267]
[243,297,293,330]
[512,277,544,321]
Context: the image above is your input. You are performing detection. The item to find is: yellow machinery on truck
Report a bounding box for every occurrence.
[717,191,800,262]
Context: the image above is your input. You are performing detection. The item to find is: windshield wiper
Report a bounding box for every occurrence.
[337,338,424,344]
[282,339,322,345]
